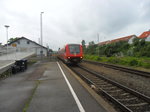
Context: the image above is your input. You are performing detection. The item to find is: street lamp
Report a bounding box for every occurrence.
[40,12,44,59]
[4,25,10,59]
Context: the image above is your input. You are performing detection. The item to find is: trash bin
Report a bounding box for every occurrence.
[22,59,28,70]
[11,60,28,74]
[15,60,25,72]
[11,65,20,74]
[15,60,22,72]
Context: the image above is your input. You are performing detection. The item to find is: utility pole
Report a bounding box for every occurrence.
[40,12,44,59]
[97,33,99,44]
[97,33,100,56]
[38,38,41,44]
[4,25,10,60]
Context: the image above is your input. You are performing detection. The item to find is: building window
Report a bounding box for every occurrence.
[18,41,20,44]
[27,41,30,44]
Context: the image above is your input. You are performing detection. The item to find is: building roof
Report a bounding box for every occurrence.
[109,35,136,44]
[139,31,150,39]
[7,37,48,49]
[98,40,110,46]
[98,35,136,46]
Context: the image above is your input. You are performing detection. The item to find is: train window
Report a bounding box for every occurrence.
[69,45,80,54]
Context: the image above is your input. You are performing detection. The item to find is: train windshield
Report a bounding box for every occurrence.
[69,45,80,54]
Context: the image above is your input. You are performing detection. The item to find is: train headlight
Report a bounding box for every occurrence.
[80,57,83,59]
[68,57,70,59]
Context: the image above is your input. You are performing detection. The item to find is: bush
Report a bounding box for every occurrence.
[128,59,138,66]
[84,55,150,69]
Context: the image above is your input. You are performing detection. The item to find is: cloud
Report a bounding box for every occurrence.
[0,0,149,50]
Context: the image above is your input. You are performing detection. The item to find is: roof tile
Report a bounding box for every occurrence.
[139,31,150,39]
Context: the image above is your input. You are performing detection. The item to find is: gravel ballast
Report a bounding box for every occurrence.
[79,62,150,97]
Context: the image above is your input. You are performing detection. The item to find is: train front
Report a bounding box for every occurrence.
[65,44,83,64]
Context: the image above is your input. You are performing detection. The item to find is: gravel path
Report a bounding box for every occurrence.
[79,62,150,97]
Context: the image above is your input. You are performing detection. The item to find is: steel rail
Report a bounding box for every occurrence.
[79,65,150,103]
[83,60,150,78]
[70,66,132,112]
[69,65,150,112]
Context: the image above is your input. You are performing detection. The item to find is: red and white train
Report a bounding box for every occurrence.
[58,44,83,64]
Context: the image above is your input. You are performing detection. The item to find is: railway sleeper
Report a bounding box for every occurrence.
[120,92,130,96]
[94,82,109,85]
[126,103,150,112]
[85,75,96,80]
[117,97,137,101]
[106,89,122,93]
[98,84,112,87]
[126,102,148,107]
[99,86,116,91]
[115,96,150,112]
[111,93,134,99]
[121,98,148,106]
[128,104,150,112]
[102,86,117,91]
[92,80,103,83]
[88,76,99,80]
[96,84,109,88]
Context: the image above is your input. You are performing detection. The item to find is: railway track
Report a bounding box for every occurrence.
[83,60,150,78]
[69,65,150,112]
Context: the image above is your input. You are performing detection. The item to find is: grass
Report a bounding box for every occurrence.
[0,68,12,79]
[27,60,37,66]
[22,80,40,112]
[84,55,150,69]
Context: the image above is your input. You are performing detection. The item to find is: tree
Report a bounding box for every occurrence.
[89,41,95,45]
[86,41,97,55]
[8,37,19,43]
[81,40,86,53]
[49,49,53,52]
[140,39,145,46]
[81,40,86,46]
[133,38,140,46]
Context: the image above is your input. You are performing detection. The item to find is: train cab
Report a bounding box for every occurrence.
[58,44,83,64]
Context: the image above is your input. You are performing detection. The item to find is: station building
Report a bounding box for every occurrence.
[7,37,48,56]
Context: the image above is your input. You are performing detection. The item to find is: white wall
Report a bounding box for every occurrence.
[128,36,136,44]
[36,47,47,56]
[8,38,47,56]
[145,36,150,42]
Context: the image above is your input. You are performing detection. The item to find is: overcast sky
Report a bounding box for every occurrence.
[0,0,149,50]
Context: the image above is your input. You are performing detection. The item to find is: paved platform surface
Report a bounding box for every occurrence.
[0,62,37,112]
[0,61,107,112]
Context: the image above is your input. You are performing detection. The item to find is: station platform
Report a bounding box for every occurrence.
[0,61,109,112]
[0,51,35,61]
[0,52,35,74]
